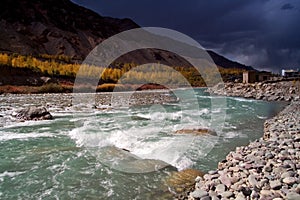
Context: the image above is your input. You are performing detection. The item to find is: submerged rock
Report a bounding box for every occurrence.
[94,146,176,173]
[166,168,204,196]
[131,115,150,121]
[15,106,53,120]
[174,128,217,136]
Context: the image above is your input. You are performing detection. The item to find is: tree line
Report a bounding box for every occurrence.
[0,53,245,86]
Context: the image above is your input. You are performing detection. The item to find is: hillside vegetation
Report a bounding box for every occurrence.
[0,53,245,93]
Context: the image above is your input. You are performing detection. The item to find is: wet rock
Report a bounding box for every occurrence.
[166,168,204,195]
[131,116,150,121]
[15,106,53,120]
[98,146,175,173]
[174,128,217,136]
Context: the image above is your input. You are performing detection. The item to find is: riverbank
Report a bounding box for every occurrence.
[187,81,300,200]
[206,80,300,101]
[0,83,172,94]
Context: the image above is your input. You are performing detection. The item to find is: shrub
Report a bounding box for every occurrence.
[38,83,64,93]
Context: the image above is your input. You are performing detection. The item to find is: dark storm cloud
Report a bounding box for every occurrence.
[72,0,300,72]
[281,3,294,10]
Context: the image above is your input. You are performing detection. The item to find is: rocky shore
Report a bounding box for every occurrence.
[206,81,300,101]
[187,81,300,200]
[0,90,178,126]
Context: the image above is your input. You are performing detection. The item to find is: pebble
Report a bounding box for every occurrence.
[282,177,297,185]
[200,196,211,200]
[208,170,218,175]
[241,187,252,196]
[263,165,272,172]
[221,191,233,198]
[260,189,273,196]
[266,153,274,159]
[229,166,239,172]
[270,180,282,190]
[195,176,203,182]
[248,174,258,188]
[190,189,208,198]
[250,190,259,199]
[219,174,231,188]
[211,196,220,200]
[235,193,245,200]
[281,172,294,179]
[215,184,225,193]
[286,192,300,200]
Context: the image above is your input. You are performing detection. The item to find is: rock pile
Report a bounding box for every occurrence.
[207,81,300,101]
[188,101,300,200]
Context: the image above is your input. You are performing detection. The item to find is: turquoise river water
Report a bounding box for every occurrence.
[0,88,286,199]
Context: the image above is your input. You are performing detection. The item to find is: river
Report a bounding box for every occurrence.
[0,88,286,199]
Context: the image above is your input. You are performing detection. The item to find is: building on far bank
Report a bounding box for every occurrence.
[281,69,300,78]
[243,71,272,83]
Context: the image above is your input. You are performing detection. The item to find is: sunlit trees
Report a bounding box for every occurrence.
[0,53,244,87]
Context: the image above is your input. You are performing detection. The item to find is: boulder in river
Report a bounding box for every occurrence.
[94,146,176,173]
[166,168,204,196]
[175,128,217,136]
[15,106,53,120]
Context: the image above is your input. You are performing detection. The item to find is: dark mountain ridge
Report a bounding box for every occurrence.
[0,0,253,70]
[0,0,138,59]
[207,50,253,70]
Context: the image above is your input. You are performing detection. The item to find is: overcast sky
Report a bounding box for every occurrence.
[72,0,300,72]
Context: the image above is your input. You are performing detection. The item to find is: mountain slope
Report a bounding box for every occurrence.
[0,0,253,71]
[207,50,253,70]
[0,0,139,59]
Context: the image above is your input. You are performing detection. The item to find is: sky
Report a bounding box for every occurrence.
[72,0,300,73]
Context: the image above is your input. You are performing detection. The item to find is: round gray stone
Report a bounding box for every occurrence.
[191,189,208,198]
[287,192,300,200]
[215,184,226,193]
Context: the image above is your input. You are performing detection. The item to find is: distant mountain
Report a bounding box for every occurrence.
[207,50,253,70]
[0,0,253,70]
